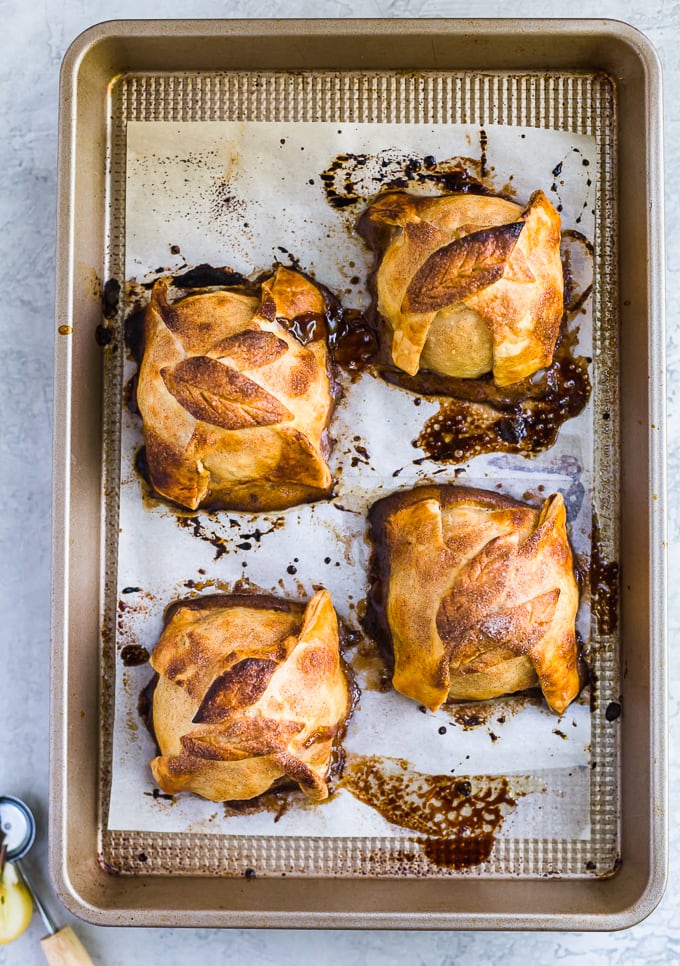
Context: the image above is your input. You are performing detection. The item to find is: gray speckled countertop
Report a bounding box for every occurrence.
[1,2,678,963]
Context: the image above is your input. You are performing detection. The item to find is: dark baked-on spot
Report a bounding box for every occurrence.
[605,701,621,722]
[172,264,246,289]
[121,644,150,667]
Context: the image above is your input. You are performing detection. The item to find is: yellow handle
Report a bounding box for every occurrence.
[40,925,94,965]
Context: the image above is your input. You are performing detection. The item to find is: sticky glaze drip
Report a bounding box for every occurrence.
[341,754,517,869]
[411,328,590,463]
[320,151,509,212]
[590,514,619,637]
[330,308,379,372]
[124,307,146,365]
[172,264,247,289]
[102,278,121,319]
[120,644,150,667]
[346,636,392,694]
[138,673,160,752]
[223,783,297,822]
[275,311,330,345]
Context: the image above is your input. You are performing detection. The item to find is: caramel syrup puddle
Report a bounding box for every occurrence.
[410,327,590,463]
[589,511,619,638]
[341,754,520,869]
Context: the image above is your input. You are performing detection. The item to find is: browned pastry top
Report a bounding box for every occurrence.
[368,485,581,714]
[360,190,563,386]
[150,589,354,802]
[136,266,336,511]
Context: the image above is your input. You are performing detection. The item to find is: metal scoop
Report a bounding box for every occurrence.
[0,795,93,964]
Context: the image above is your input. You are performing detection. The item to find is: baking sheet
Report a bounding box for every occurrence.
[109,120,595,853]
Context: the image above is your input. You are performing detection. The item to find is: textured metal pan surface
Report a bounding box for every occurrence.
[51,18,666,929]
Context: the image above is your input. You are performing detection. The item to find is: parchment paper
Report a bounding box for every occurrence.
[108,121,595,842]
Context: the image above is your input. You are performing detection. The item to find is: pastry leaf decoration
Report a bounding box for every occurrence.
[192,658,279,724]
[404,221,525,313]
[211,330,289,369]
[161,355,293,430]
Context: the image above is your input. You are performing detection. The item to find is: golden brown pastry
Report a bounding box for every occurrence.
[136,267,336,511]
[149,589,354,802]
[360,190,563,386]
[367,485,581,714]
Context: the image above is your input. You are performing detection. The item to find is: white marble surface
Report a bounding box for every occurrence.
[0,1,677,963]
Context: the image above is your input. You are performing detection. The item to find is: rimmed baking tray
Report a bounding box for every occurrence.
[51,18,666,929]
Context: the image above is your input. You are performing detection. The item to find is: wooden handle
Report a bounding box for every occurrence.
[40,925,94,965]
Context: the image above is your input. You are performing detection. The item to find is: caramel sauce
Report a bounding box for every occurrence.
[320,149,508,212]
[412,328,591,463]
[274,282,379,376]
[172,264,247,289]
[589,514,619,637]
[124,307,146,365]
[361,543,394,675]
[138,673,160,751]
[341,754,517,869]
[176,514,229,559]
[123,306,147,417]
[331,309,379,372]
[275,311,329,345]
[223,783,297,822]
[102,278,121,319]
[347,638,392,694]
[120,644,150,667]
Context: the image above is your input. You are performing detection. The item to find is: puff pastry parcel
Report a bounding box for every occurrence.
[360,190,563,386]
[368,485,581,714]
[149,589,354,802]
[137,267,335,511]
